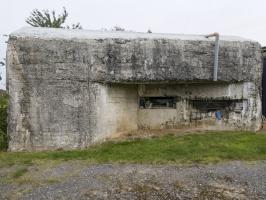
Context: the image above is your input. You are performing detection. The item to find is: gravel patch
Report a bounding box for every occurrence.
[0,161,266,199]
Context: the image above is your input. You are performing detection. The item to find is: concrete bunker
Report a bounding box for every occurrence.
[6,27,262,151]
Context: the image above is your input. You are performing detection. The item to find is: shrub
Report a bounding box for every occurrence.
[0,93,8,151]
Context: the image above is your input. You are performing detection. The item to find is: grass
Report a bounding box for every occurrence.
[12,167,28,179]
[1,131,266,166]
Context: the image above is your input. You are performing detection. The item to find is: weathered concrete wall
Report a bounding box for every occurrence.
[93,84,138,140]
[138,109,181,129]
[8,28,262,83]
[6,27,262,151]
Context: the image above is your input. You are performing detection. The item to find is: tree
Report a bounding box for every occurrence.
[26,7,82,29]
[0,60,7,150]
[0,91,8,151]
[0,59,5,81]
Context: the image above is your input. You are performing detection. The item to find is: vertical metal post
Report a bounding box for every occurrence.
[205,32,220,81]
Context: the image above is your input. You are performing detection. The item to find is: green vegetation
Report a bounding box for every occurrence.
[12,167,28,179]
[1,132,266,167]
[26,7,82,29]
[0,93,8,151]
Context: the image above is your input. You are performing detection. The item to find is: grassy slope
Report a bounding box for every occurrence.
[1,132,266,167]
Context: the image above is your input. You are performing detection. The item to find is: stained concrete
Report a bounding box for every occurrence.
[137,83,261,130]
[6,27,263,151]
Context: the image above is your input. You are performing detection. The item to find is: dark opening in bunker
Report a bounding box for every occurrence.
[191,99,243,112]
[189,99,244,121]
[139,97,177,109]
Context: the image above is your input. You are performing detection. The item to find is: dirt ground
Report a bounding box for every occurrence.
[107,127,219,140]
[0,160,266,200]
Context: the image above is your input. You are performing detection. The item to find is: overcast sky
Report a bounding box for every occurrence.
[1,0,266,89]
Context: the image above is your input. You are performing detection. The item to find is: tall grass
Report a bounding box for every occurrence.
[1,132,266,166]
